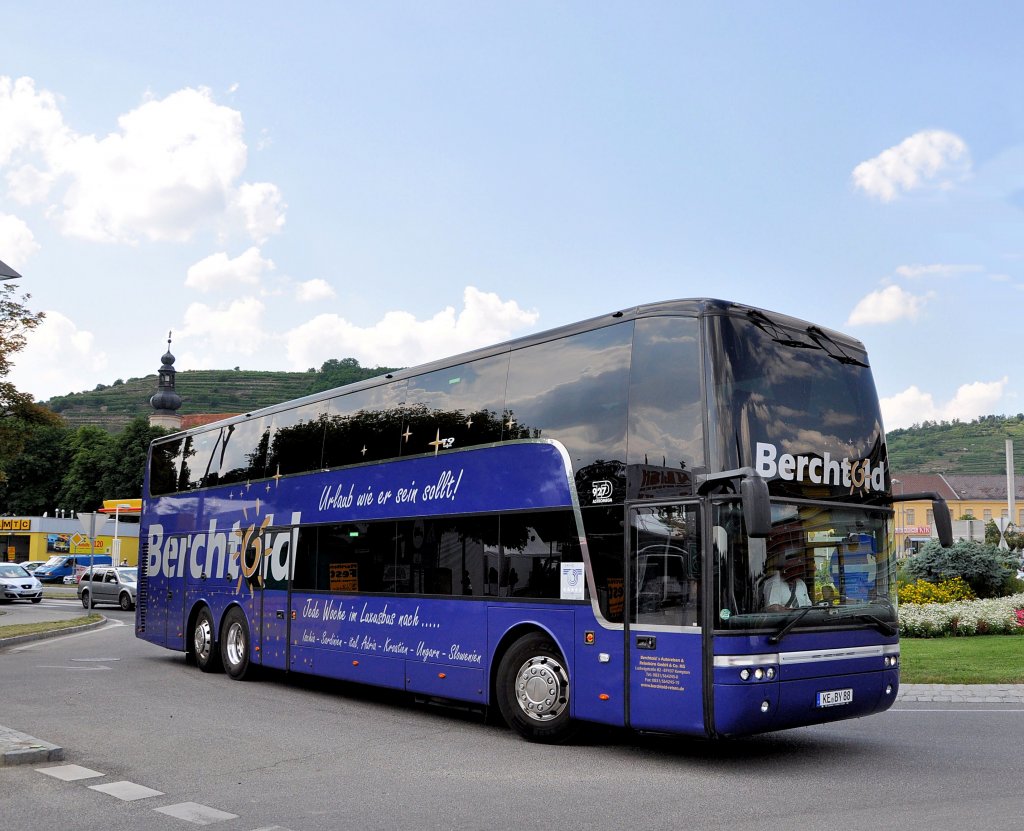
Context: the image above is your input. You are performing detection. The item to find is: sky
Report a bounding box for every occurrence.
[1,3,1022,431]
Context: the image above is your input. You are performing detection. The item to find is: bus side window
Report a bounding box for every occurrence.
[323,381,407,469]
[627,316,704,500]
[402,354,509,457]
[504,324,632,503]
[267,402,328,476]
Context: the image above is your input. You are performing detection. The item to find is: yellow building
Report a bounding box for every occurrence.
[1,506,140,566]
[891,474,1023,556]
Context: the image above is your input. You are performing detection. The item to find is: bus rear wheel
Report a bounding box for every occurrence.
[192,607,222,673]
[496,633,576,743]
[221,607,252,680]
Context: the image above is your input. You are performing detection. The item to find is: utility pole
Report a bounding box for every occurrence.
[1007,439,1017,532]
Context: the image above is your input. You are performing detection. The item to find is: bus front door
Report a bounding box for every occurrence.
[626,503,705,735]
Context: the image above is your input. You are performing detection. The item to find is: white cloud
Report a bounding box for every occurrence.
[232,182,286,243]
[0,76,68,168]
[185,247,274,292]
[296,278,336,302]
[882,377,1009,430]
[894,263,983,279]
[7,311,108,399]
[846,285,931,326]
[0,213,39,268]
[179,296,268,355]
[852,130,971,202]
[283,286,539,370]
[0,77,286,245]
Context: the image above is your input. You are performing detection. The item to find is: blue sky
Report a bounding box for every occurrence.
[1,3,1022,430]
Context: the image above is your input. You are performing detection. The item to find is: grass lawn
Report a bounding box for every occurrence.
[901,635,1024,684]
[0,614,103,640]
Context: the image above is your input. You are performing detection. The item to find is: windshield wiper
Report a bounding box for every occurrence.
[746,310,817,349]
[806,326,869,367]
[767,602,828,644]
[849,613,897,636]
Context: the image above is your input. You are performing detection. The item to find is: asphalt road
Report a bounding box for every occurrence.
[1,598,1023,831]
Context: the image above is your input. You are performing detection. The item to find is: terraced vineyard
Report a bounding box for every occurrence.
[886,415,1024,475]
[45,360,395,432]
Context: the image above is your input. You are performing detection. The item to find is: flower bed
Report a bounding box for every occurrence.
[899,592,1024,637]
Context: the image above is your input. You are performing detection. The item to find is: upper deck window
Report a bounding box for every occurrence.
[705,313,886,500]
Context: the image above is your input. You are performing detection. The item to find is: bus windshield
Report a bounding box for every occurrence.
[706,312,887,502]
[714,501,896,634]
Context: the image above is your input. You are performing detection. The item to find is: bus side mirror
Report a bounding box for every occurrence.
[932,498,953,548]
[741,475,772,538]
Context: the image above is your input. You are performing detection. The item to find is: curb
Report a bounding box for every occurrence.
[0,726,64,767]
[0,616,108,650]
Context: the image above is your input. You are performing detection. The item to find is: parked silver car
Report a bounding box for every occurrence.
[77,566,138,611]
[0,563,43,603]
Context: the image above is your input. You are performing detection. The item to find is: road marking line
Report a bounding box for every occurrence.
[35,763,104,781]
[90,780,165,801]
[154,802,240,824]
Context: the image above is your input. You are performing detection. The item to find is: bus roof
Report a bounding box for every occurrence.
[152,298,865,441]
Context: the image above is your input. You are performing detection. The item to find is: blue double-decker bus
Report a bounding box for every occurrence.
[136,299,950,742]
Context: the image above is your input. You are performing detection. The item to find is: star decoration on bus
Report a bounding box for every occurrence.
[429,428,444,455]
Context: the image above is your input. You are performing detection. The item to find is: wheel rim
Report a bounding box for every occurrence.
[225,621,246,668]
[120,594,131,610]
[514,654,569,722]
[194,617,213,662]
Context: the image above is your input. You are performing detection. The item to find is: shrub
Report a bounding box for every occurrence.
[901,540,1017,599]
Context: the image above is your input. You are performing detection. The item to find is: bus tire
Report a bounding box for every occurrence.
[193,607,222,673]
[496,633,576,743]
[221,607,252,681]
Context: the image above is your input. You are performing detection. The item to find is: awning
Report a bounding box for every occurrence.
[0,258,23,281]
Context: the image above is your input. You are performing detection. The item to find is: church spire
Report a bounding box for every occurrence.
[149,331,183,430]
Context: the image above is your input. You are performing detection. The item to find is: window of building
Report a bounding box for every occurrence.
[905,508,915,525]
[983,509,992,521]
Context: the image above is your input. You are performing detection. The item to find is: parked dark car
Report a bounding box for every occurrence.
[77,566,138,610]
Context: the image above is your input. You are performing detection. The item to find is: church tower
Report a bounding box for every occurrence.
[149,332,183,430]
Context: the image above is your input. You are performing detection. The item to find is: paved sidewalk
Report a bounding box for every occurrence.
[896,684,1024,704]
[3,684,1023,765]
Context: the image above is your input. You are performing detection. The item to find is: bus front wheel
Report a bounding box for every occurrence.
[496,633,576,743]
[192,607,222,673]
[221,607,252,680]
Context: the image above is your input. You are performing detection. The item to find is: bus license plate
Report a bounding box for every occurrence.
[816,688,853,708]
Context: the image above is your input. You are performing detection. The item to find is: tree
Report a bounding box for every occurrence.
[0,423,70,515]
[0,284,61,481]
[56,426,114,513]
[99,417,168,498]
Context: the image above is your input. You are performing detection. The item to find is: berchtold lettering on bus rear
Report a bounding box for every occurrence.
[146,511,300,587]
[755,441,885,494]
